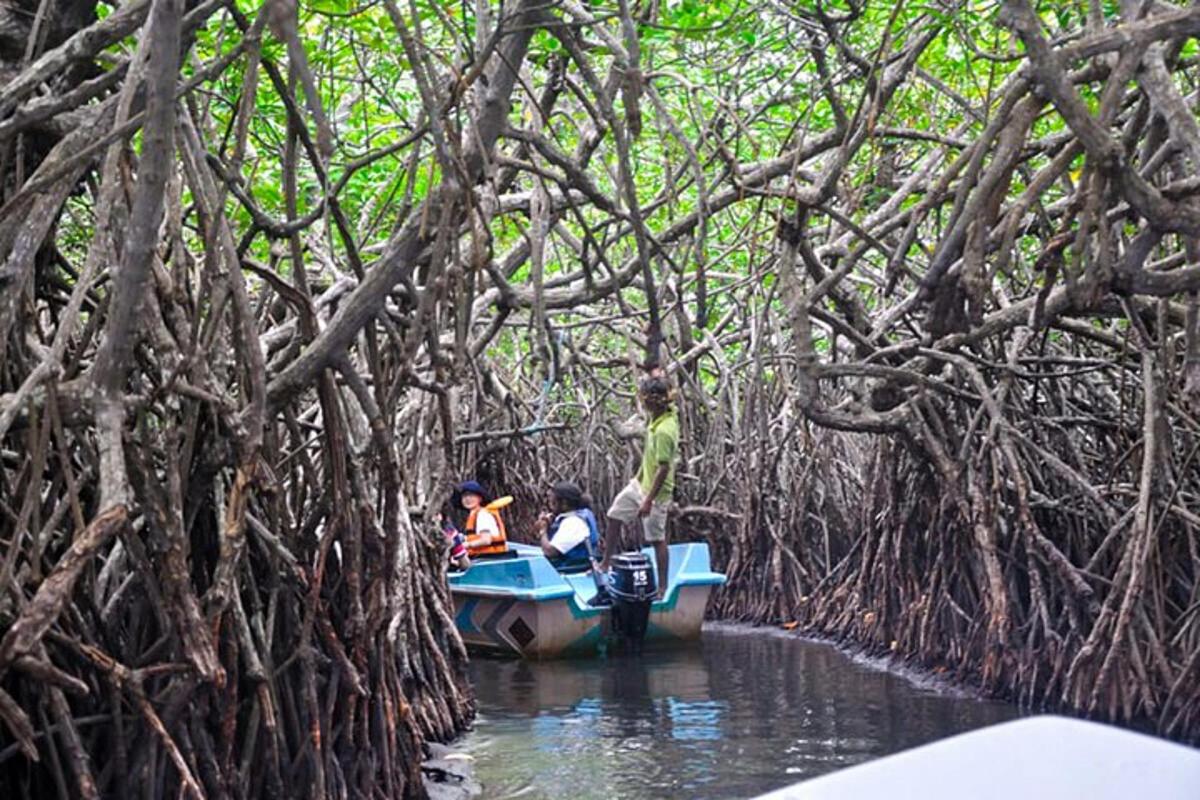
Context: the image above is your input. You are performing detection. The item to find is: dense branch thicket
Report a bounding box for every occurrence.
[444,0,1200,745]
[4,0,1200,797]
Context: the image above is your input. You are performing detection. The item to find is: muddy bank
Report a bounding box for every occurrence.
[422,743,481,800]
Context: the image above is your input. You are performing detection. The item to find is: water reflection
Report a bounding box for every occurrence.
[460,624,1018,799]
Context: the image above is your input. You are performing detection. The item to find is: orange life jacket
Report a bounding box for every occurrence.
[464,498,510,556]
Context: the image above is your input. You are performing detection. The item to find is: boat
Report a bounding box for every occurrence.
[752,715,1200,800]
[449,541,726,659]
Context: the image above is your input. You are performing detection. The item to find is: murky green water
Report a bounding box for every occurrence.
[458,624,1019,799]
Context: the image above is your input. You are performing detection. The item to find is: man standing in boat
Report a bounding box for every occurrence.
[603,376,678,601]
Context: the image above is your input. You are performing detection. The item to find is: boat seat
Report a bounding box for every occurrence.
[552,561,593,575]
[471,549,520,561]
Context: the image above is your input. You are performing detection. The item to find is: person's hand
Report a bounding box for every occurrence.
[637,498,653,518]
[535,511,553,531]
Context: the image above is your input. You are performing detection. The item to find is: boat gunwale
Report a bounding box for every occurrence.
[449,571,726,601]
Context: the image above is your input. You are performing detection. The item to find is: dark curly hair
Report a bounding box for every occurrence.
[551,481,589,510]
[638,376,671,398]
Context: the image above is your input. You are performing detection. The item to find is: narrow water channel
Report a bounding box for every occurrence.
[458,624,1019,799]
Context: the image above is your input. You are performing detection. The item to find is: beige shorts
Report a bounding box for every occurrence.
[606,478,669,543]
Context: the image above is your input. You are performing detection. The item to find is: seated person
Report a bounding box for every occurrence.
[536,481,600,570]
[458,480,509,557]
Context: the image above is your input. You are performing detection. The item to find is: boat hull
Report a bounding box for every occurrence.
[450,542,724,659]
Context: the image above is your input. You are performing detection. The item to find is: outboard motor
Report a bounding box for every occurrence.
[608,551,656,653]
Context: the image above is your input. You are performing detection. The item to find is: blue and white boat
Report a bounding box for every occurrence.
[449,542,725,659]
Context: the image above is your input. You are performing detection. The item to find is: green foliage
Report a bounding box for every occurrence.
[152,0,1089,393]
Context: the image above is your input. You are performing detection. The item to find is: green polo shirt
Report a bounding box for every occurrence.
[638,409,678,501]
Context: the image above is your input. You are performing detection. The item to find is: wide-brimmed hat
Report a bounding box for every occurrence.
[457,480,488,500]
